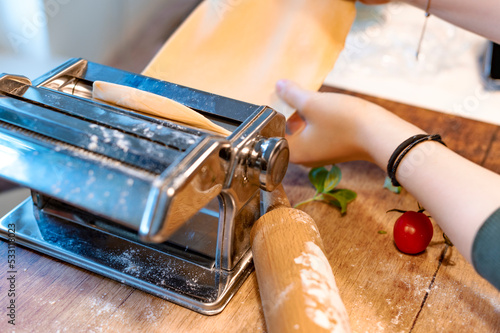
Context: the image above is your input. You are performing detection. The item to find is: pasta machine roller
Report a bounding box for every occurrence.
[0,58,289,314]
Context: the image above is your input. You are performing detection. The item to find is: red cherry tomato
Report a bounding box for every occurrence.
[393,211,433,254]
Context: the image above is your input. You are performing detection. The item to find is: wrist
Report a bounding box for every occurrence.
[388,134,446,186]
[355,103,425,170]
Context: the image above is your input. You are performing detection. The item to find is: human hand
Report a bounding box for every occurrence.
[276,80,424,169]
[276,80,376,166]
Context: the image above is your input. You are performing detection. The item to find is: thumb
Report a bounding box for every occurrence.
[275,80,313,112]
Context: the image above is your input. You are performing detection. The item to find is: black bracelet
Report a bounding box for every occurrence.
[387,134,446,187]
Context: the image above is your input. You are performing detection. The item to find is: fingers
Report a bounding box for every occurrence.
[276,79,318,163]
[275,79,313,113]
[285,112,306,136]
[285,128,308,163]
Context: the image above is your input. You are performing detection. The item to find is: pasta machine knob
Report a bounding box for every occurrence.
[248,137,289,192]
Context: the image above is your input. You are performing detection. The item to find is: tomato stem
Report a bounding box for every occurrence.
[386,209,407,214]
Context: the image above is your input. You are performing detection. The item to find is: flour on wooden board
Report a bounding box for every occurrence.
[294,241,351,333]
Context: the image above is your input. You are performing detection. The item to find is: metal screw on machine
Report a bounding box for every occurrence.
[247,137,289,192]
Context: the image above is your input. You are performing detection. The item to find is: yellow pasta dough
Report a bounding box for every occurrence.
[142,0,356,118]
[92,81,231,136]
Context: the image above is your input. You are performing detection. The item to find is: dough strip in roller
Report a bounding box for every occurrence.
[92,81,231,136]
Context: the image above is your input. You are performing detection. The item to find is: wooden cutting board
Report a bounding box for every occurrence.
[0,86,499,333]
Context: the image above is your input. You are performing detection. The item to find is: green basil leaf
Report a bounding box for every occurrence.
[321,192,349,214]
[317,193,341,207]
[309,167,328,192]
[304,165,357,216]
[323,165,342,192]
[383,176,401,194]
[335,197,348,214]
[329,199,342,210]
[327,189,357,202]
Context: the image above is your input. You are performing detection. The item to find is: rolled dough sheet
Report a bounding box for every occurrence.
[142,0,356,118]
[93,81,231,136]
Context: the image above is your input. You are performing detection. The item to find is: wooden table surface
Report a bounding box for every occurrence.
[0,85,499,333]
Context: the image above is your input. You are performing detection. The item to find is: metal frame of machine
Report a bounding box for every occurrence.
[0,59,289,314]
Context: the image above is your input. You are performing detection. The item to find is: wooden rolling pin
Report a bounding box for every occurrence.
[251,185,351,333]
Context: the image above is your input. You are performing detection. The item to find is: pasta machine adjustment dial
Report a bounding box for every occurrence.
[247,137,289,192]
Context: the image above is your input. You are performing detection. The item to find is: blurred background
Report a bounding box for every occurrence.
[0,0,200,78]
[325,3,500,127]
